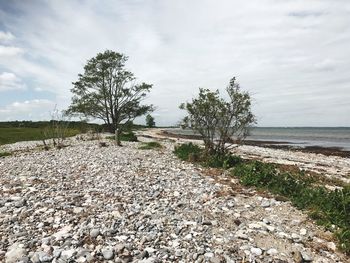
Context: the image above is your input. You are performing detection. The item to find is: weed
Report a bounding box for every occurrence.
[107,131,138,142]
[139,141,162,150]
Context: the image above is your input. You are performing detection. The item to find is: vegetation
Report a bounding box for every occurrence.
[0,151,11,157]
[67,50,153,145]
[146,114,156,128]
[139,141,162,150]
[180,77,255,155]
[233,161,350,253]
[174,142,241,169]
[173,142,350,254]
[107,131,138,142]
[0,127,80,146]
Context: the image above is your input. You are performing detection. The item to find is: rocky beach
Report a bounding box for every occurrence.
[0,133,349,263]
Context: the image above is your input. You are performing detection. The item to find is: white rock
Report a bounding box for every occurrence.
[250,247,262,256]
[5,243,27,263]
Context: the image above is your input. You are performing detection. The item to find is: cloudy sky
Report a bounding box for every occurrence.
[0,0,349,126]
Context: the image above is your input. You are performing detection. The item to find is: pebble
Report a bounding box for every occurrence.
[0,137,346,263]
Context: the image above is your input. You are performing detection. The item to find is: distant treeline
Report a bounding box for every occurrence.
[0,121,147,132]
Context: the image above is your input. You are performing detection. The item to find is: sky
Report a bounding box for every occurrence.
[0,0,349,127]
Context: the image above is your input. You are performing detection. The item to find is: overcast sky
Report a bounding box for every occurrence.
[0,0,349,126]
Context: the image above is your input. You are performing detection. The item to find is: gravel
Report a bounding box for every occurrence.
[0,137,348,262]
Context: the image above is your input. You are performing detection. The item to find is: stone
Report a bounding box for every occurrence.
[250,247,262,256]
[89,229,100,238]
[5,243,27,263]
[102,248,114,260]
[301,251,313,262]
[37,251,53,262]
[300,228,307,236]
[266,248,278,255]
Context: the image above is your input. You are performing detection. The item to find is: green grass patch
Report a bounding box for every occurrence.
[107,131,138,142]
[139,141,162,150]
[0,151,11,157]
[0,127,80,145]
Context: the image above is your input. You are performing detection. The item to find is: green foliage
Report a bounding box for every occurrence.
[67,50,153,144]
[139,141,162,150]
[180,77,255,155]
[0,151,11,157]
[204,154,242,169]
[174,143,202,162]
[232,161,350,254]
[173,143,242,169]
[146,114,156,128]
[107,131,138,142]
[0,127,80,146]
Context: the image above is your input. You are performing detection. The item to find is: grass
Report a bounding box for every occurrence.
[0,151,11,157]
[0,127,80,146]
[106,131,138,142]
[139,141,162,150]
[173,142,350,254]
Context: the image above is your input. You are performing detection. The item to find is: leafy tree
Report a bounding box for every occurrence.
[146,114,156,128]
[180,77,255,155]
[67,50,153,145]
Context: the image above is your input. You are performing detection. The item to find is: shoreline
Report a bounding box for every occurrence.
[159,130,350,158]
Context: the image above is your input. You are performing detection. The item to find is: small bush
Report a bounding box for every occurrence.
[174,143,242,169]
[139,141,162,150]
[0,151,11,157]
[107,131,138,142]
[174,143,202,161]
[204,154,242,169]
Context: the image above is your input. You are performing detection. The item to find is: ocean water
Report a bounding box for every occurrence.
[166,127,350,151]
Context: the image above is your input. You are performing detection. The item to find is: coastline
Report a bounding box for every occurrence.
[158,130,350,158]
[138,129,350,185]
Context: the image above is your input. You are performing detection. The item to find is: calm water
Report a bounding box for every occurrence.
[166,127,350,150]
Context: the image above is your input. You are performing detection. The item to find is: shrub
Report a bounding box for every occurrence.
[139,141,162,150]
[205,154,242,169]
[174,143,202,161]
[107,131,138,142]
[179,77,255,155]
[173,143,242,169]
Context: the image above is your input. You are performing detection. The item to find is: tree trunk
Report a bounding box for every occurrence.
[115,127,121,146]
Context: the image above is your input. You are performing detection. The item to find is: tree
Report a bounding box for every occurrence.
[180,77,255,155]
[146,114,156,128]
[67,50,153,145]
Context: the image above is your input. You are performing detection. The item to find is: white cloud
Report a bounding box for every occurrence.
[0,72,26,92]
[0,31,14,42]
[0,45,23,56]
[0,99,56,121]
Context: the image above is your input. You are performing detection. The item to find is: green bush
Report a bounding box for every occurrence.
[107,131,138,142]
[232,161,350,254]
[174,143,202,161]
[139,141,162,150]
[173,143,242,169]
[205,154,242,169]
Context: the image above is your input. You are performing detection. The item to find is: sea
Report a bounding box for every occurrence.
[165,127,350,151]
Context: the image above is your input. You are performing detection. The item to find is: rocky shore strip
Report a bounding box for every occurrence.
[142,129,350,186]
[0,136,349,262]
